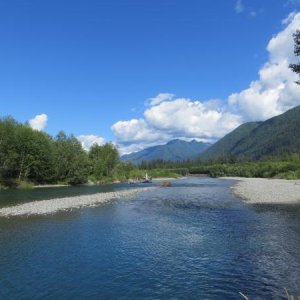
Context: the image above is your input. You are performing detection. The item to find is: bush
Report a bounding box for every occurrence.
[17,180,34,189]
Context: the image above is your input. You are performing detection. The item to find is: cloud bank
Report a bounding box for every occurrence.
[112,13,300,155]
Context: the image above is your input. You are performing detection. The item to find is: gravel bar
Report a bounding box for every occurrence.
[222,177,300,204]
[0,187,154,217]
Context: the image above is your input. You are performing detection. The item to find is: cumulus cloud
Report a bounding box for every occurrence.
[29,114,48,131]
[112,99,241,154]
[77,135,105,151]
[144,99,240,139]
[112,12,300,154]
[111,118,172,154]
[229,12,300,121]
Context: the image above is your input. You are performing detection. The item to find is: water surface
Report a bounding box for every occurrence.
[0,177,299,299]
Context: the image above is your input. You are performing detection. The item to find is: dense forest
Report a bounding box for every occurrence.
[0,117,120,188]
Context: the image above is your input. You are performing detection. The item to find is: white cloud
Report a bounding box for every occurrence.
[229,12,300,121]
[29,114,48,131]
[77,135,105,151]
[112,12,300,154]
[112,99,241,154]
[116,141,164,156]
[144,99,241,139]
[147,93,175,106]
[235,0,244,13]
[112,119,171,145]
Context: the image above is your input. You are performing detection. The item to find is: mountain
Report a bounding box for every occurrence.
[200,122,262,160]
[121,139,211,164]
[200,105,300,160]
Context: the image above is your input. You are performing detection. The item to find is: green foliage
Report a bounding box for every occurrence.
[147,169,180,178]
[289,30,300,84]
[16,180,34,189]
[189,157,300,179]
[53,131,89,185]
[16,126,55,183]
[0,117,55,186]
[0,116,184,188]
[112,161,135,181]
[89,143,119,180]
[0,118,127,188]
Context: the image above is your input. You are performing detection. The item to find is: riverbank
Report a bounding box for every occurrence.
[0,187,154,217]
[223,177,300,204]
[34,184,70,188]
[152,177,184,181]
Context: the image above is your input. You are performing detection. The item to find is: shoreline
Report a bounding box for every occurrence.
[0,187,155,217]
[152,177,184,181]
[31,177,183,189]
[33,184,70,189]
[222,177,300,204]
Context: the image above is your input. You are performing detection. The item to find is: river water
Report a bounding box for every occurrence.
[0,177,299,299]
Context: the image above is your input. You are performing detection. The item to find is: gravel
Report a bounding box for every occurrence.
[0,187,154,217]
[223,177,300,204]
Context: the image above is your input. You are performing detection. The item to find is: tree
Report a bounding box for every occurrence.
[15,125,55,183]
[89,143,119,179]
[54,131,89,185]
[112,161,134,181]
[0,117,19,186]
[289,30,300,84]
[0,117,55,186]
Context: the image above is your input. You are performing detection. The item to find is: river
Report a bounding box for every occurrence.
[0,176,299,299]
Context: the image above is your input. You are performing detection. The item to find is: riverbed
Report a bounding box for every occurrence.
[0,177,299,299]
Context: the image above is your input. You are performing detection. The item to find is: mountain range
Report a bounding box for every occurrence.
[122,105,300,163]
[121,139,211,164]
[200,105,300,160]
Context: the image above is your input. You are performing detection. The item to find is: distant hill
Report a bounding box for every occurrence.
[200,105,300,160]
[121,139,211,164]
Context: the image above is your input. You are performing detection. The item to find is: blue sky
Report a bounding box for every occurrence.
[1,0,300,153]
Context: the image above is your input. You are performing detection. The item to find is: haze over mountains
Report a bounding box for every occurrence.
[122,105,300,163]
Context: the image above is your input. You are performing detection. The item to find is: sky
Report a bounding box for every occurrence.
[1,0,300,154]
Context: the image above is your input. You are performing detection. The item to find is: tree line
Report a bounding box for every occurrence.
[0,117,127,188]
[136,153,300,180]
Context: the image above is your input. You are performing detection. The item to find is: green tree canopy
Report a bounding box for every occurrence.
[89,143,119,179]
[54,131,89,185]
[289,30,300,84]
[0,117,55,186]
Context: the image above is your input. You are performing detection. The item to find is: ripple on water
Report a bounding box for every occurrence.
[0,177,299,299]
